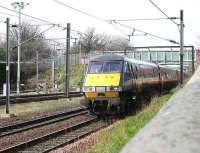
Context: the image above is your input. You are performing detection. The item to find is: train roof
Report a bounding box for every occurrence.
[159,65,180,71]
[90,54,124,61]
[90,54,157,67]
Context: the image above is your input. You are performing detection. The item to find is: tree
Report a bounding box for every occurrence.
[79,28,109,53]
[10,21,51,61]
[107,36,129,51]
[78,28,129,53]
[0,22,54,89]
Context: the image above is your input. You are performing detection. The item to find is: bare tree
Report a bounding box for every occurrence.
[107,36,129,51]
[78,28,129,53]
[10,21,51,61]
[4,22,53,87]
[79,28,109,53]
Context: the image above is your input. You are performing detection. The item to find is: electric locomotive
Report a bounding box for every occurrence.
[81,54,179,115]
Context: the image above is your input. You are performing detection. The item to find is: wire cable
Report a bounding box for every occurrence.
[0,20,6,23]
[12,25,56,49]
[114,21,179,44]
[0,4,57,25]
[0,4,90,40]
[107,17,179,22]
[148,0,178,26]
[110,23,128,36]
[0,11,20,18]
[52,0,179,44]
[53,0,106,22]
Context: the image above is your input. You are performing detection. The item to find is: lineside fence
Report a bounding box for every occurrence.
[0,45,196,94]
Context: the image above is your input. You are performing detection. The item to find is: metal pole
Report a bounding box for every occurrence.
[11,2,29,95]
[164,51,167,64]
[52,61,55,87]
[6,18,10,114]
[73,38,77,64]
[180,10,184,85]
[79,42,81,64]
[65,23,70,97]
[149,51,151,62]
[52,44,55,88]
[36,50,39,91]
[16,4,22,95]
[191,46,195,73]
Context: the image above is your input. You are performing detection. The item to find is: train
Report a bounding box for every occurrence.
[81,54,179,115]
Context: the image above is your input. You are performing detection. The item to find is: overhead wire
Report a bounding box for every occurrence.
[12,25,56,49]
[52,0,180,44]
[0,31,15,40]
[0,4,58,26]
[0,11,59,27]
[0,2,179,45]
[0,11,19,18]
[0,4,89,42]
[43,39,66,47]
[109,23,128,36]
[53,0,106,22]
[0,12,56,28]
[107,17,179,22]
[0,4,103,39]
[114,21,180,44]
[0,20,6,23]
[148,0,179,26]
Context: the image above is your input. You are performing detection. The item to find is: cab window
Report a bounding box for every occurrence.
[103,61,121,73]
[88,62,103,73]
[88,61,121,73]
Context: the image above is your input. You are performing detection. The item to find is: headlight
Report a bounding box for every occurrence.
[96,87,106,92]
[106,86,122,92]
[82,86,95,92]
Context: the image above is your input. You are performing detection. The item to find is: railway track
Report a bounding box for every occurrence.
[0,107,88,137]
[0,112,109,153]
[0,90,34,95]
[0,92,83,105]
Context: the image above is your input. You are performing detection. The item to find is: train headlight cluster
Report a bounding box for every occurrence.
[82,86,122,92]
[82,86,95,92]
[106,86,122,92]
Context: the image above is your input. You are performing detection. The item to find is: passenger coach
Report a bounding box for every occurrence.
[81,54,179,115]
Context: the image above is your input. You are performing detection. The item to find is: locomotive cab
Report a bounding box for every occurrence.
[82,56,123,114]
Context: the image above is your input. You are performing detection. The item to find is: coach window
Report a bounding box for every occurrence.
[125,62,132,80]
[130,64,137,79]
[141,65,147,78]
[153,68,158,78]
[138,65,144,79]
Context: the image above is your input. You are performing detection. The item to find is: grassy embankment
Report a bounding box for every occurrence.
[43,64,85,91]
[84,87,180,153]
[0,97,82,115]
[0,65,85,115]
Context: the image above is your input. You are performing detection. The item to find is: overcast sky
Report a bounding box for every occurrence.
[0,0,200,47]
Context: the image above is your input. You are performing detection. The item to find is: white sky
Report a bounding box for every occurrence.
[0,0,200,48]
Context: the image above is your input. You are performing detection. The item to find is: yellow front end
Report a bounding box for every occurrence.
[83,73,121,98]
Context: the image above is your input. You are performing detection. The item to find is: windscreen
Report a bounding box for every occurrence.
[88,61,121,73]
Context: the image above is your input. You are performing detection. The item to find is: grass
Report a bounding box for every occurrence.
[44,64,85,89]
[0,97,82,116]
[84,89,177,153]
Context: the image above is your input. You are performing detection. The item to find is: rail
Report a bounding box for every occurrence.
[0,114,100,153]
[0,107,88,137]
[0,92,83,105]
